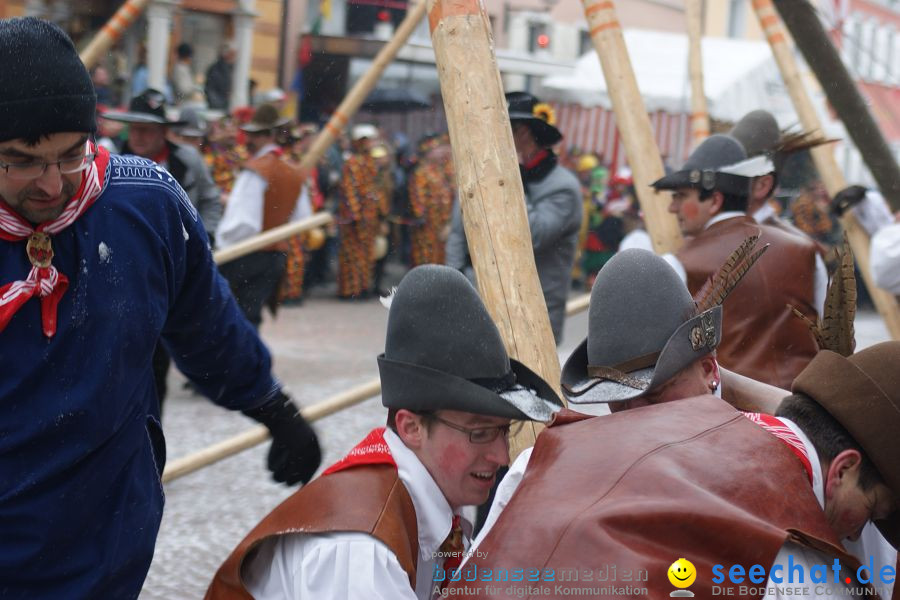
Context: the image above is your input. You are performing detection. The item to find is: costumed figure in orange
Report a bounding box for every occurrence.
[337,124,385,299]
[408,134,455,266]
[279,124,324,303]
[205,113,249,199]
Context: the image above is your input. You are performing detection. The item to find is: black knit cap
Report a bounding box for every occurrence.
[0,17,97,143]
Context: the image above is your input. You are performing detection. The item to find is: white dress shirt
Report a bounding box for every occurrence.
[243,429,469,600]
[215,144,312,250]
[871,223,900,295]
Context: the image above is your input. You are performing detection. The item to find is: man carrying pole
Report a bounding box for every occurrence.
[205,265,562,599]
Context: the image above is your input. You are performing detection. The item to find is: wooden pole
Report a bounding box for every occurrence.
[685,0,710,147]
[162,378,381,483]
[296,0,428,175]
[79,0,151,70]
[428,0,563,457]
[581,0,683,255]
[772,0,900,211]
[213,212,333,265]
[750,0,900,340]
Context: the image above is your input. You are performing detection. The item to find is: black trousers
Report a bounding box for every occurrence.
[218,250,287,328]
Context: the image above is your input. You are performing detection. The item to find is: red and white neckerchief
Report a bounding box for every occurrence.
[322,427,397,475]
[0,143,110,337]
[743,412,813,484]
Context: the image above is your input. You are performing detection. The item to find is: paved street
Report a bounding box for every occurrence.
[139,277,891,599]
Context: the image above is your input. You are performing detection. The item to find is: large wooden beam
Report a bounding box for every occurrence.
[296,0,427,174]
[750,0,900,340]
[685,0,710,147]
[772,0,900,211]
[80,0,151,70]
[428,0,563,457]
[581,0,683,254]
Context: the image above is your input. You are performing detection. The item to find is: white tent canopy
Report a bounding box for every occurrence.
[541,29,802,126]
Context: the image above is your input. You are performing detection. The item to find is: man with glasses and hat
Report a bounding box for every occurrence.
[651,133,821,389]
[205,264,563,600]
[446,92,581,344]
[215,102,304,327]
[0,17,321,598]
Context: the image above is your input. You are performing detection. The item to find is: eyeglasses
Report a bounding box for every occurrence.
[430,414,522,444]
[0,142,97,180]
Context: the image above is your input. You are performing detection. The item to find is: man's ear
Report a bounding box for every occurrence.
[751,174,775,202]
[824,449,863,500]
[709,190,726,215]
[394,409,427,450]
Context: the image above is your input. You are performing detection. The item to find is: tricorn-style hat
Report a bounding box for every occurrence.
[0,17,97,142]
[239,103,290,133]
[651,134,750,196]
[506,91,562,147]
[103,88,187,126]
[562,249,722,404]
[378,265,562,422]
[792,341,900,547]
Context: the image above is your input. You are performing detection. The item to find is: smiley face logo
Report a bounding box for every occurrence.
[668,558,696,588]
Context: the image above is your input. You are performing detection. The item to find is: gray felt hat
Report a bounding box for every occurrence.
[730,109,780,159]
[378,265,562,422]
[562,249,722,404]
[651,134,750,196]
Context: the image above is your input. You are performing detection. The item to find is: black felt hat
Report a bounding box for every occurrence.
[0,17,97,142]
[651,134,750,196]
[378,265,562,422]
[562,249,721,404]
[506,91,562,147]
[103,89,186,126]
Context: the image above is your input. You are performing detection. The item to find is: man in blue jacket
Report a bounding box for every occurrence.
[0,17,320,598]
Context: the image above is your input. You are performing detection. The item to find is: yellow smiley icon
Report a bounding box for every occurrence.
[667,558,696,588]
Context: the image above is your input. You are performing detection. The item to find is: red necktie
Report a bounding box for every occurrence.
[439,515,465,591]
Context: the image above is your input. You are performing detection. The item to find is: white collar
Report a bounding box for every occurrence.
[753,202,778,223]
[253,143,280,159]
[705,211,747,229]
[777,417,825,509]
[383,429,465,562]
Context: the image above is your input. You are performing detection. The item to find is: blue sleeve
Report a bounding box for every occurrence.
[156,171,279,411]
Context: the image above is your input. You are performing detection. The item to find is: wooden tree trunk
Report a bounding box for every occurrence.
[428,0,563,457]
[580,0,683,254]
[686,0,710,147]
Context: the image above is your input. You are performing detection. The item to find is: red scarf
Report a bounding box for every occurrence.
[0,143,110,337]
[322,427,397,475]
[743,412,813,483]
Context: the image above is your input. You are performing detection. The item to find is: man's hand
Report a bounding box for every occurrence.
[243,390,322,485]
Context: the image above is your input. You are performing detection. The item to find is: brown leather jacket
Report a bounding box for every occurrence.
[450,397,861,599]
[205,464,419,599]
[246,152,304,253]
[678,215,819,388]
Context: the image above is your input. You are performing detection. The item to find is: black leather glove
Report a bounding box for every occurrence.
[830,185,867,216]
[243,390,322,485]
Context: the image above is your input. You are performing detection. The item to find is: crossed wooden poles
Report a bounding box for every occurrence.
[78,0,897,482]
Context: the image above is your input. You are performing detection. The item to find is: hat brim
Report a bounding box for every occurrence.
[508,113,562,146]
[378,355,562,422]
[101,110,186,126]
[651,169,693,191]
[562,307,722,404]
[240,117,291,133]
